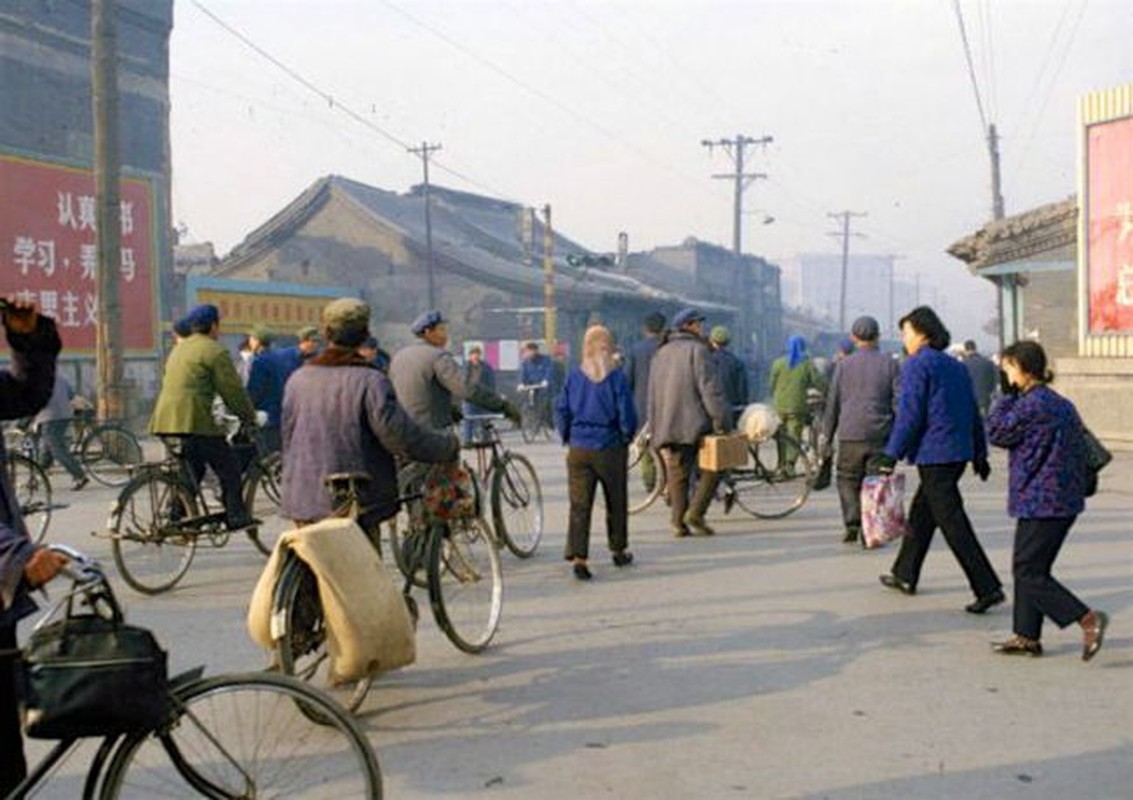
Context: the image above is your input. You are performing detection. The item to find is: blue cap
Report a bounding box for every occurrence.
[172,316,192,337]
[411,309,445,336]
[185,304,219,331]
[672,307,705,328]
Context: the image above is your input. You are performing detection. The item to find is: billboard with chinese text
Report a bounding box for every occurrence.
[0,155,157,352]
[1085,115,1133,333]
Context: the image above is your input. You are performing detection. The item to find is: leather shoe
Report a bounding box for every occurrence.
[991,636,1043,657]
[879,573,916,595]
[612,551,634,568]
[572,563,592,581]
[842,528,859,544]
[1082,610,1108,662]
[965,589,1006,614]
[671,525,690,538]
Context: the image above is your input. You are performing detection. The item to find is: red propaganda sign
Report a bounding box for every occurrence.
[0,155,156,351]
[1086,115,1133,333]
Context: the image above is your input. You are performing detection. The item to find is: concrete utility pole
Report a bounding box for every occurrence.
[987,123,1005,222]
[701,134,773,256]
[541,205,556,352]
[408,141,442,308]
[826,210,868,333]
[92,0,126,421]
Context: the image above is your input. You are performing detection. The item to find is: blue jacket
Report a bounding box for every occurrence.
[246,348,295,428]
[555,366,637,451]
[884,347,987,465]
[520,354,554,387]
[986,386,1088,518]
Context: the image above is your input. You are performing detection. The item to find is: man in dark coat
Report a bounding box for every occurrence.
[0,301,69,795]
[962,339,998,416]
[624,311,666,424]
[646,308,732,537]
[709,325,749,408]
[460,345,496,444]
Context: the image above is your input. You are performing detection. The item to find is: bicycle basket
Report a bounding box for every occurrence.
[420,462,480,522]
[18,580,169,739]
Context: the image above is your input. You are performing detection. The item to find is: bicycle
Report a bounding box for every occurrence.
[719,426,815,520]
[516,381,554,443]
[626,422,666,515]
[384,463,504,654]
[101,433,284,594]
[4,449,52,543]
[4,545,382,798]
[7,412,142,488]
[462,413,544,558]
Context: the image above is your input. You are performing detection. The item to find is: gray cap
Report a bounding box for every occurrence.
[851,315,880,341]
[322,298,370,332]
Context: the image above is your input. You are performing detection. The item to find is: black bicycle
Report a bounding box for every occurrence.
[516,381,554,443]
[7,412,142,488]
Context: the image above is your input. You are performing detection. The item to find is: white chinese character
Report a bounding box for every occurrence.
[35,240,56,277]
[80,244,98,280]
[83,293,98,326]
[120,247,136,282]
[1118,201,1133,245]
[39,290,58,319]
[15,289,36,306]
[60,291,81,327]
[57,192,78,229]
[1117,263,1133,306]
[120,201,134,236]
[13,236,35,275]
[78,195,97,231]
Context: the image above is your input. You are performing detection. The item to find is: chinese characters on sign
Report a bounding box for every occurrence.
[0,155,155,350]
[1086,115,1133,333]
[195,290,329,330]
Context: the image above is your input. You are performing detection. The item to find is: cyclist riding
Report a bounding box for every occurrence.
[149,303,258,531]
[518,341,554,430]
[280,299,459,538]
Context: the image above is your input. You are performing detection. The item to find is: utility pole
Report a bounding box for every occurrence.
[408,141,442,308]
[541,204,556,353]
[92,0,125,421]
[826,210,868,333]
[987,122,1010,350]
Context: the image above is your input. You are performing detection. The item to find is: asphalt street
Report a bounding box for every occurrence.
[20,438,1133,799]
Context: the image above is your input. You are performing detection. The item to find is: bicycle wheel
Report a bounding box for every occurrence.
[427,517,503,654]
[7,452,51,543]
[245,455,287,556]
[520,406,538,444]
[110,472,197,594]
[81,424,142,487]
[274,554,372,719]
[627,445,665,515]
[101,671,382,799]
[491,451,543,558]
[732,432,814,520]
[384,507,430,589]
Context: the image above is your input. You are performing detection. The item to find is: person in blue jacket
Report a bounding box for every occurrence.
[875,306,1004,614]
[555,325,637,580]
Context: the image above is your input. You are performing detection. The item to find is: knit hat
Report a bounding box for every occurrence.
[710,325,731,345]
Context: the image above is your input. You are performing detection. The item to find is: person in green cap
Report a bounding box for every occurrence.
[709,325,749,409]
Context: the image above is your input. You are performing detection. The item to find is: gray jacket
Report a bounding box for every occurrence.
[821,347,900,445]
[33,373,74,425]
[646,331,731,447]
[281,356,458,525]
[389,341,504,431]
[964,352,998,412]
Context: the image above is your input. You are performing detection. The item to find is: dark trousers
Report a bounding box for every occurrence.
[1013,517,1089,640]
[182,435,249,526]
[662,445,719,529]
[566,445,628,560]
[891,462,1001,598]
[38,419,84,480]
[1,623,26,795]
[835,439,885,533]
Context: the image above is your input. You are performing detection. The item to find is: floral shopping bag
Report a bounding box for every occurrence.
[860,473,910,549]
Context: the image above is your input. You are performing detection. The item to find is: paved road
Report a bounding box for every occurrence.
[23,439,1133,798]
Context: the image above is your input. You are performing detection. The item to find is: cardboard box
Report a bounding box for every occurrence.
[698,433,749,471]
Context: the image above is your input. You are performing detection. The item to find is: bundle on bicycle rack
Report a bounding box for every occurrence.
[18,573,169,739]
[737,403,781,443]
[247,517,415,682]
[417,461,480,523]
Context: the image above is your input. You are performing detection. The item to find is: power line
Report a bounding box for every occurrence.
[952,0,989,135]
[701,135,773,256]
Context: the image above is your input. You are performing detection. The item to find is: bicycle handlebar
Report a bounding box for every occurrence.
[462,413,506,422]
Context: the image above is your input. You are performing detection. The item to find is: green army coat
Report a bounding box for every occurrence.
[149,333,255,436]
[769,356,826,418]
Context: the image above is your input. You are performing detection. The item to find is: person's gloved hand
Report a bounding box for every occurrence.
[867,453,896,475]
[973,458,991,481]
[502,400,522,425]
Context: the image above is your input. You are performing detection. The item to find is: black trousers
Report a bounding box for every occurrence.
[891,462,1001,598]
[662,445,719,529]
[182,435,249,525]
[1013,517,1089,640]
[1,623,26,795]
[566,445,628,560]
[835,439,885,533]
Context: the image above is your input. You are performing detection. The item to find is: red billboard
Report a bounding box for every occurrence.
[0,155,157,351]
[1086,115,1133,333]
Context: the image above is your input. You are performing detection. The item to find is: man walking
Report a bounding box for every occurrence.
[624,311,665,490]
[820,316,899,544]
[646,308,731,537]
[709,325,749,409]
[32,372,88,490]
[962,339,997,416]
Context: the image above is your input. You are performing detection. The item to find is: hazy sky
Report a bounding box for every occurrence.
[169,0,1131,339]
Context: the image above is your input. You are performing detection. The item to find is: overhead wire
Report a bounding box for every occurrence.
[952,0,990,136]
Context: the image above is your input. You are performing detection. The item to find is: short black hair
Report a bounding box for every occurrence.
[1001,340,1053,383]
[898,305,950,351]
[964,339,977,352]
[643,312,666,333]
[360,336,378,350]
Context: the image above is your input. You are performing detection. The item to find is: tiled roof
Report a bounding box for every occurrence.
[948,197,1077,271]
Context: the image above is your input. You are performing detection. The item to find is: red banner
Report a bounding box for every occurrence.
[1086,116,1133,333]
[0,155,156,351]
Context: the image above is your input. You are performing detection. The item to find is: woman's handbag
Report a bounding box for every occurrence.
[1082,425,1112,497]
[860,473,910,549]
[18,587,169,739]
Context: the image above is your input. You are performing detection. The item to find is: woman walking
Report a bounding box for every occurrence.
[875,306,1004,613]
[986,341,1108,659]
[555,326,637,580]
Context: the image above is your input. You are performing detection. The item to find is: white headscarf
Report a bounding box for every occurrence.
[580,325,615,383]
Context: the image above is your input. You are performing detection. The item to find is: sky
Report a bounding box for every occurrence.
[169,0,1132,343]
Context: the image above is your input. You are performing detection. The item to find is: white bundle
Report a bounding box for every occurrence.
[737,403,781,443]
